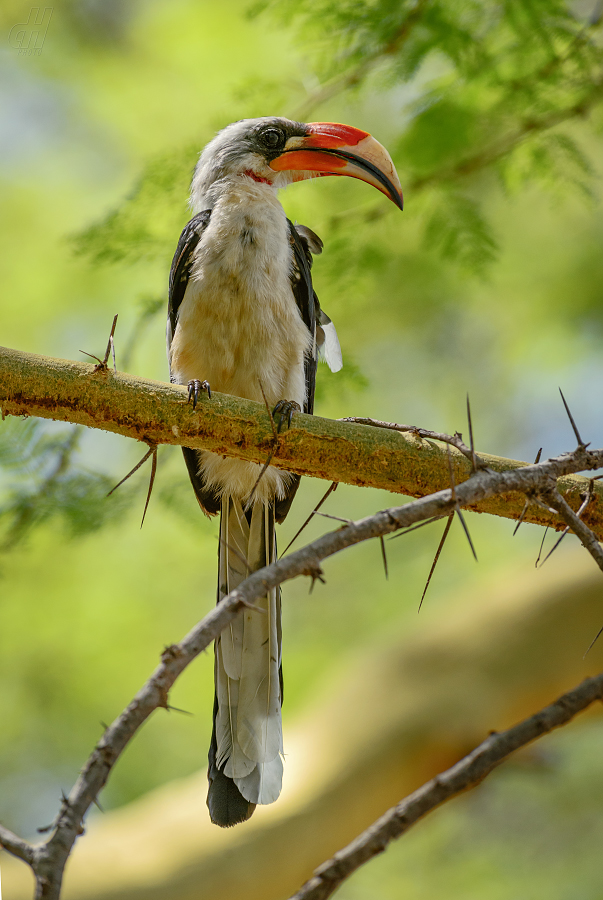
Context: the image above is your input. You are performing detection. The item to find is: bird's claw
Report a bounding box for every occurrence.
[187,379,211,410]
[273,399,301,433]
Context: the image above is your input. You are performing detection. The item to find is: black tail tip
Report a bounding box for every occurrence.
[207,768,256,827]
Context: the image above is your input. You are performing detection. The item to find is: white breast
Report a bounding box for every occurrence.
[169,178,311,503]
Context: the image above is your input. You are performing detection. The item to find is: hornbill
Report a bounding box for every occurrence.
[167,117,403,827]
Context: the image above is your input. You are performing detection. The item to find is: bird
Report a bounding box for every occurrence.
[167,117,403,827]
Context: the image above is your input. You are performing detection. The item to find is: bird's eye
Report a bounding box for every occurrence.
[260,127,284,150]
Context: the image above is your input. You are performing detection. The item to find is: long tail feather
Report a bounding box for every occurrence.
[207,497,283,827]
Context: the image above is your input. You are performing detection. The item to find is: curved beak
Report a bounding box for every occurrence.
[269,122,403,210]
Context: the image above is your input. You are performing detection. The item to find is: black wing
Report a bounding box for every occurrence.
[275,221,323,522]
[167,210,222,517]
[167,209,212,356]
[287,220,322,416]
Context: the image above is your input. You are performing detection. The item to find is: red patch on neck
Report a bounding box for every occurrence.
[244,169,271,185]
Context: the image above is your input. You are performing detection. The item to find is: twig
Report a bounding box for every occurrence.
[538,487,593,567]
[288,671,603,900]
[545,487,603,574]
[0,824,35,865]
[81,315,119,374]
[340,416,489,470]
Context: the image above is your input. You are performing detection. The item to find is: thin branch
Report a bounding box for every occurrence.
[3,441,603,892]
[0,824,35,865]
[538,488,593,566]
[288,671,603,900]
[546,487,603,573]
[340,416,489,470]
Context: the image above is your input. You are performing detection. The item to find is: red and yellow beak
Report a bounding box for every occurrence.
[269,122,403,210]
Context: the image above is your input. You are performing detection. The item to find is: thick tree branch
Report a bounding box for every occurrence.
[2,345,603,537]
[288,671,603,900]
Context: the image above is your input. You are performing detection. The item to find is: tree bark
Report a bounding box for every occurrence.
[1,344,601,536]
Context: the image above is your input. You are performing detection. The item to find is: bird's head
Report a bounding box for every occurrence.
[191,117,403,211]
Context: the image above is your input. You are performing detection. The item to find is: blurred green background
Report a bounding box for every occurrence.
[1,0,603,896]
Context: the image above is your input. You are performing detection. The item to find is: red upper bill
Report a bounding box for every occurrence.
[270,122,403,209]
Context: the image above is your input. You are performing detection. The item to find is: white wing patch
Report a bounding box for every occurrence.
[317,312,343,373]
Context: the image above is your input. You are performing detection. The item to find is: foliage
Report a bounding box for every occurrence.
[0,420,134,550]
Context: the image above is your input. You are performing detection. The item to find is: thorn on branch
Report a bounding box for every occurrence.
[280,482,339,557]
[258,379,278,442]
[106,442,158,528]
[584,621,603,658]
[535,526,550,567]
[314,510,353,525]
[305,564,326,593]
[248,379,280,506]
[166,704,194,716]
[388,515,448,540]
[456,507,478,561]
[513,499,531,536]
[418,514,454,612]
[379,535,389,580]
[446,446,478,561]
[140,445,158,529]
[466,394,477,473]
[107,444,155,497]
[559,388,588,449]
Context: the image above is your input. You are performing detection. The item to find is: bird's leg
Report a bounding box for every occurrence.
[272,400,301,433]
[187,379,211,410]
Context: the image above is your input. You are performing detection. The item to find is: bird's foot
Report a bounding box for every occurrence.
[273,399,301,433]
[188,379,211,410]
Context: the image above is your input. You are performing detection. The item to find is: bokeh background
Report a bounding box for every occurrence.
[2,0,603,896]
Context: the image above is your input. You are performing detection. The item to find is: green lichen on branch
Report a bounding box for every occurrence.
[2,345,602,538]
